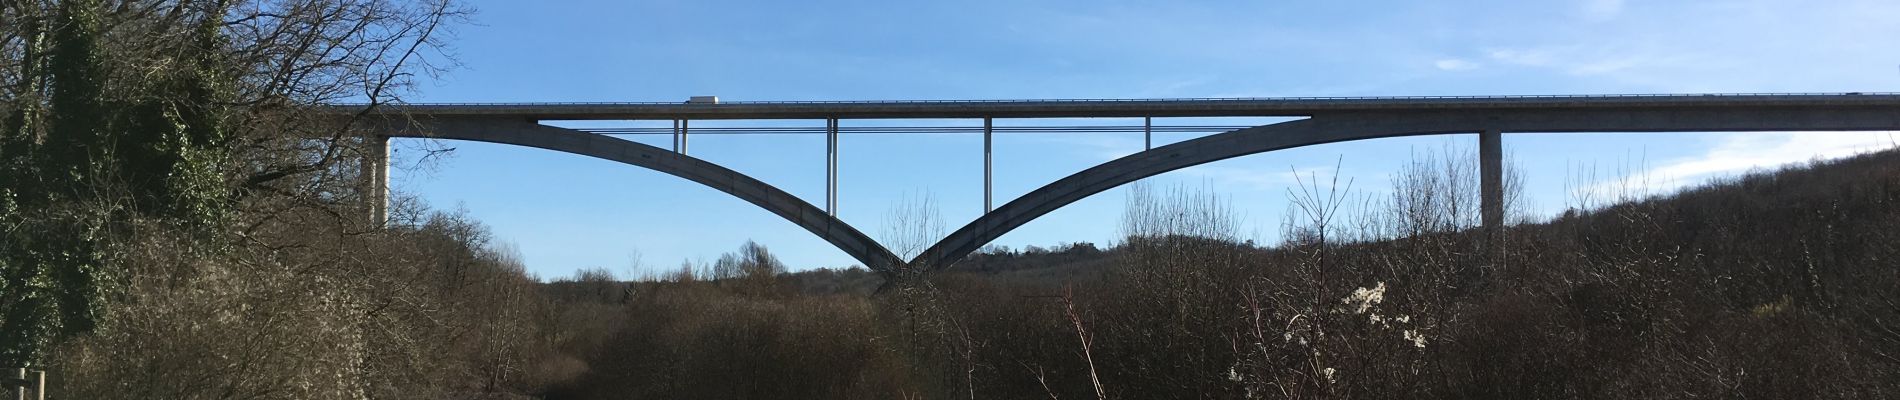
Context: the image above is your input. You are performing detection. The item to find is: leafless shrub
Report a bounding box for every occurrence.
[882,190,946,262]
[548,273,911,399]
[1120,181,1237,242]
[1562,150,1654,213]
[534,149,1900,399]
[1057,285,1107,400]
[710,240,788,297]
[1374,144,1524,238]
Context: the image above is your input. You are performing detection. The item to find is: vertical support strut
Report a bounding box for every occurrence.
[1480,129,1504,232]
[366,135,390,227]
[1144,116,1152,151]
[983,117,993,213]
[671,119,681,152]
[826,118,839,216]
[680,119,690,155]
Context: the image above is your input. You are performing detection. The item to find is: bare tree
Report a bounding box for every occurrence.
[1119,181,1238,242]
[882,190,946,262]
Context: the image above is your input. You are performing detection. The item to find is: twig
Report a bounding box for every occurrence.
[1059,285,1107,400]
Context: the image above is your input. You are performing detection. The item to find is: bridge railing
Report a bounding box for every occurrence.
[377,92,1900,107]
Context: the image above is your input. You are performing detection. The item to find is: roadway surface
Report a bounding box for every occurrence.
[354,93,1900,120]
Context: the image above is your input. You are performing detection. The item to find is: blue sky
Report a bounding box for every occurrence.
[394,0,1900,279]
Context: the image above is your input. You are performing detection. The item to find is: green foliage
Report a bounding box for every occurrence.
[1,0,115,366]
[41,0,108,194]
[0,0,236,366]
[118,3,233,228]
[2,0,487,396]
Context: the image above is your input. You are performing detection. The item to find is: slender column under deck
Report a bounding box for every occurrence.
[1480,129,1504,231]
[367,135,390,227]
[680,119,690,154]
[1144,116,1152,150]
[671,119,681,152]
[827,118,839,216]
[983,117,993,213]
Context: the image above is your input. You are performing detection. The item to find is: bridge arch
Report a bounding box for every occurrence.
[385,117,906,273]
[912,115,1470,269]
[913,106,1900,269]
[365,103,1900,276]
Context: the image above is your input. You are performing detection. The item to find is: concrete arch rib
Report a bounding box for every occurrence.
[390,117,905,273]
[914,105,1900,270]
[913,115,1479,270]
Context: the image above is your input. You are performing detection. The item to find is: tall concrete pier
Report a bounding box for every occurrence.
[366,136,390,227]
[1480,129,1503,230]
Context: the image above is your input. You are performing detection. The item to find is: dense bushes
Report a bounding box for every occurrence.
[3,1,524,397]
[539,149,1899,399]
[544,243,912,399]
[46,211,553,398]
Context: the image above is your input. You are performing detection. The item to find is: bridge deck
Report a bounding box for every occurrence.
[363,92,1900,270]
[354,93,1900,120]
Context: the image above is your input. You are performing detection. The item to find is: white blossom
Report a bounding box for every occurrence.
[1337,282,1387,315]
[1404,330,1428,348]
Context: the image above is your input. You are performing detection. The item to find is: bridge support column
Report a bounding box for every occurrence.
[1480,129,1504,232]
[1144,116,1152,150]
[827,118,839,216]
[984,117,993,213]
[671,120,681,152]
[679,119,690,154]
[366,135,390,227]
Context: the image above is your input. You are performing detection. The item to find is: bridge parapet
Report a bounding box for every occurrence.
[343,93,1900,120]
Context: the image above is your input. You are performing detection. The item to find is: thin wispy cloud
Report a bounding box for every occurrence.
[1461,1,1900,93]
[1146,76,1218,97]
[1484,46,1686,78]
[1485,48,1557,68]
[1580,131,1899,198]
[1579,0,1626,21]
[1434,59,1479,71]
[1564,57,1645,76]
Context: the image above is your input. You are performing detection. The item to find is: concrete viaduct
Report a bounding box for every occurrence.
[353,93,1900,276]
